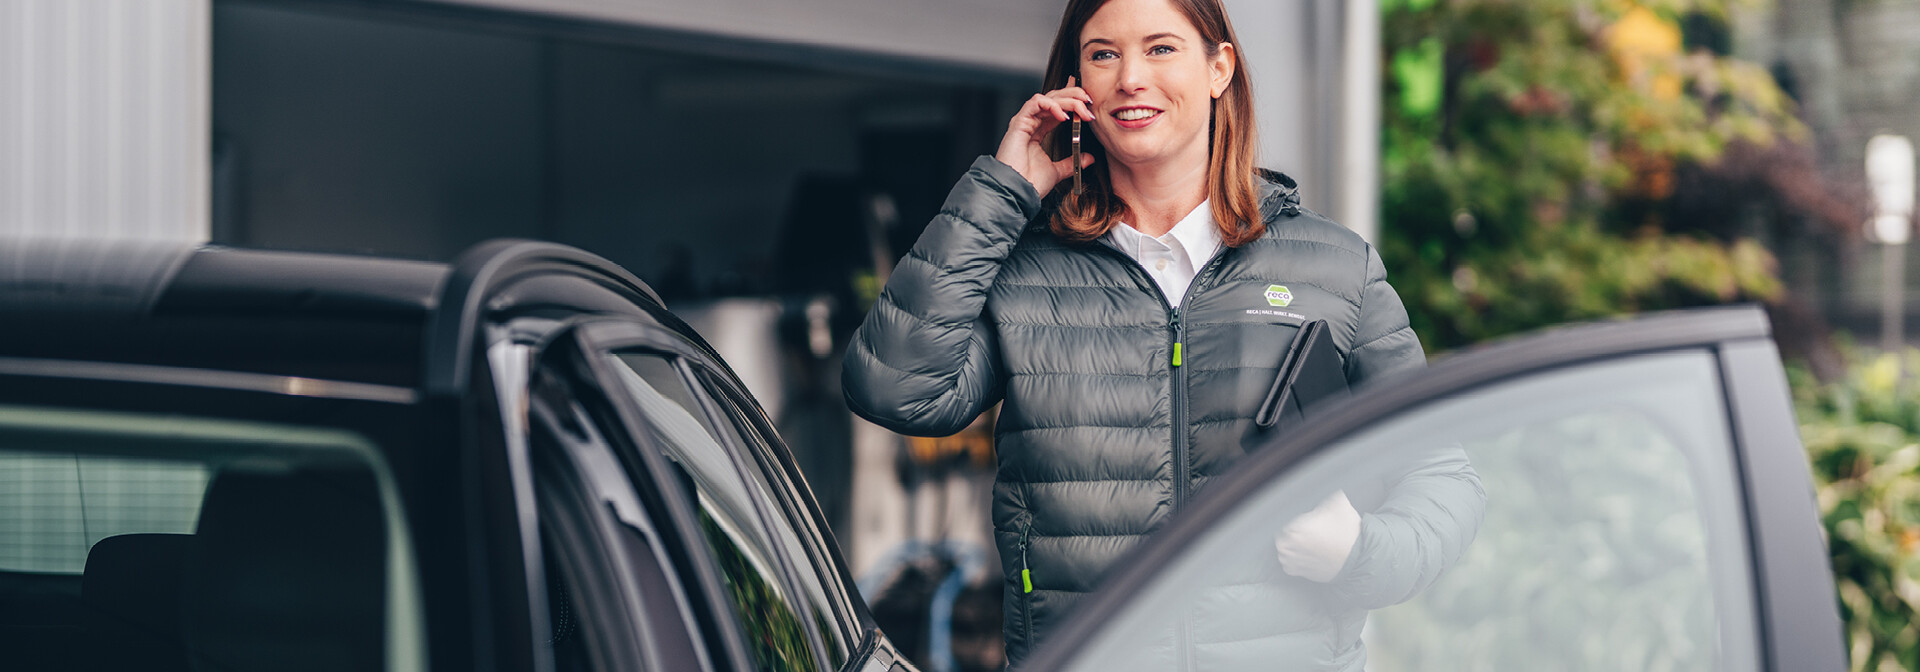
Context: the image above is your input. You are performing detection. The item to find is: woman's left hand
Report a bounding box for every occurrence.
[1274,490,1362,583]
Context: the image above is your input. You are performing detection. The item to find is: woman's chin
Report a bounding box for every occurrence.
[1105,145,1190,172]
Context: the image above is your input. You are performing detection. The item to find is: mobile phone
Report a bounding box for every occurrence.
[1072,118,1083,196]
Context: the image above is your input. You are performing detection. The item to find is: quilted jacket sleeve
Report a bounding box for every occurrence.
[1329,443,1485,609]
[842,156,1039,437]
[1329,244,1487,609]
[1344,244,1425,386]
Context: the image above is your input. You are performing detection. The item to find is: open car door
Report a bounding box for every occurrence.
[1018,306,1844,672]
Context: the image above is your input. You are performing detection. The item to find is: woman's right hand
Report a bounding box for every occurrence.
[995,77,1099,196]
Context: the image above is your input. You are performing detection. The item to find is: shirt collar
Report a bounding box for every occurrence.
[1103,199,1221,263]
[1165,200,1222,266]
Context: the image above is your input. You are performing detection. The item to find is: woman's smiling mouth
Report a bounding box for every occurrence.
[1112,106,1164,128]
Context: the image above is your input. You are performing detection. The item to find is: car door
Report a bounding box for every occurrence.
[570,319,916,672]
[1016,306,1845,672]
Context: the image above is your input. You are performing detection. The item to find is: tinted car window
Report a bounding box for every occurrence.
[0,404,411,672]
[0,453,208,573]
[692,368,852,668]
[1055,350,1761,672]
[607,354,823,671]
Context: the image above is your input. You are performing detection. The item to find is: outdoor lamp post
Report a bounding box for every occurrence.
[1867,135,1916,351]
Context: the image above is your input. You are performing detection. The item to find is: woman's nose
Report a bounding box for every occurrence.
[1115,57,1146,93]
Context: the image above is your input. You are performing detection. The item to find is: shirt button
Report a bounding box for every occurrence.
[1154,259,1168,271]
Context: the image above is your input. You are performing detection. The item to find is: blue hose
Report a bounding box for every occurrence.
[857,540,988,672]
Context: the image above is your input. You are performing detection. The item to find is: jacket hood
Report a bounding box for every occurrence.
[1256,168,1304,219]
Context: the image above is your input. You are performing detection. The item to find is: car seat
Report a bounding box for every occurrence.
[82,532,195,672]
[180,468,387,672]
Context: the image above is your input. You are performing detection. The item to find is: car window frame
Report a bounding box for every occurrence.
[1017,306,1845,672]
[572,318,869,671]
[528,327,759,672]
[524,340,719,672]
[566,319,845,670]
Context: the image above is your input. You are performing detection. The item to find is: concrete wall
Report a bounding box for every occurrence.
[1,0,210,240]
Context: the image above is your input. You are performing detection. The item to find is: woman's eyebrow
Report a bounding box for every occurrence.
[1082,33,1188,49]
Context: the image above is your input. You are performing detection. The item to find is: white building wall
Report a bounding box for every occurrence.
[1,0,209,241]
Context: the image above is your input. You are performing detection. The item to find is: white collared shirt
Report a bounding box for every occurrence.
[1102,200,1223,309]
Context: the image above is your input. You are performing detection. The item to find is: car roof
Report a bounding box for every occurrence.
[0,238,675,390]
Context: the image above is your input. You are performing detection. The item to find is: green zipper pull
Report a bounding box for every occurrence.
[1170,308,1183,367]
[1019,524,1034,594]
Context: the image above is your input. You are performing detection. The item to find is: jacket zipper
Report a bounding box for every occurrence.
[1086,242,1231,510]
[1170,250,1228,508]
[1018,520,1035,644]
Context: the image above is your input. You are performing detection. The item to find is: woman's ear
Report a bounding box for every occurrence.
[1211,42,1236,99]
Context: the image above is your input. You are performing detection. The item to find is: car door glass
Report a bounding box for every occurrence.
[690,369,852,669]
[0,404,415,672]
[1057,350,1761,672]
[607,354,823,672]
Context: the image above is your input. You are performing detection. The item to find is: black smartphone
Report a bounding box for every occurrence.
[1072,118,1083,195]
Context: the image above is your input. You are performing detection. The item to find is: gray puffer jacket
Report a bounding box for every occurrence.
[844,156,1483,669]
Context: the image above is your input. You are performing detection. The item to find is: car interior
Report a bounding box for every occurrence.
[0,408,399,672]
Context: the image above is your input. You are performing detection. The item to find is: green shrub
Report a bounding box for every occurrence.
[1794,348,1920,672]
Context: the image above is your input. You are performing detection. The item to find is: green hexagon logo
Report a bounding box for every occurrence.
[1264,284,1294,307]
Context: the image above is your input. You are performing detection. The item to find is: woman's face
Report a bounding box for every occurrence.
[1077,0,1234,174]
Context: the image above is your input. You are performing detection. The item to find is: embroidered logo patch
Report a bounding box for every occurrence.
[1264,284,1294,307]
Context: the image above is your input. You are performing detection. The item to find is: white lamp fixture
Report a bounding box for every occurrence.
[1867,134,1916,245]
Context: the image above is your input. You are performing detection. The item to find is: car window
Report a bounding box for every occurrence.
[0,403,418,672]
[606,353,825,672]
[1053,350,1761,672]
[690,368,852,669]
[0,452,208,573]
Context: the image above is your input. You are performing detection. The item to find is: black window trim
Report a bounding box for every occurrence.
[1018,305,1846,672]
[526,357,715,672]
[574,318,867,670]
[580,319,870,632]
[538,328,760,672]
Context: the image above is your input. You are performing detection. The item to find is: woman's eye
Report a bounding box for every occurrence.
[1149,45,1176,56]
[1088,50,1117,62]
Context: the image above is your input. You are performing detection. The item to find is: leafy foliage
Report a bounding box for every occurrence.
[1794,348,1920,672]
[1380,0,1803,350]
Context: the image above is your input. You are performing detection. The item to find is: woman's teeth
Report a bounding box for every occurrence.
[1115,108,1160,121]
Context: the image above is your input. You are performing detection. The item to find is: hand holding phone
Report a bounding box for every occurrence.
[992,76,1096,196]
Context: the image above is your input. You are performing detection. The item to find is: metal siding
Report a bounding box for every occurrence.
[1,0,208,241]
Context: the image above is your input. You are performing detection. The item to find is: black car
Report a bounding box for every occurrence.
[0,238,916,672]
[1018,306,1846,672]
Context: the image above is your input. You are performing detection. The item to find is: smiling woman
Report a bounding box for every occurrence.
[841,0,1484,668]
[1040,0,1262,246]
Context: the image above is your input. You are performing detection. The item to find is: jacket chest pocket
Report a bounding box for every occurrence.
[1178,320,1307,425]
[1204,318,1306,372]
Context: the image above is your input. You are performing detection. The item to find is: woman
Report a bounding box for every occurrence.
[844,0,1483,668]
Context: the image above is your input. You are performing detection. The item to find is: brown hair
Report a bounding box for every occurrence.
[1041,0,1263,247]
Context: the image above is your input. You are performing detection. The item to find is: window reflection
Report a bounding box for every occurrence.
[692,373,851,669]
[1059,350,1758,672]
